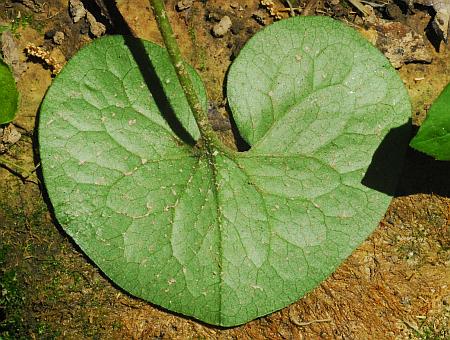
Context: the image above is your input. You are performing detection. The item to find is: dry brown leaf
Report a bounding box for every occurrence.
[404,0,450,42]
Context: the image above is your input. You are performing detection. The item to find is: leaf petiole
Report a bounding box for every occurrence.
[149,0,231,156]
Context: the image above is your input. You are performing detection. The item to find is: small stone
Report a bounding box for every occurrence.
[230,2,239,8]
[69,0,86,23]
[212,16,232,37]
[86,12,106,37]
[53,31,65,45]
[176,0,193,11]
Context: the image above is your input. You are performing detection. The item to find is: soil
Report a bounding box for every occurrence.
[0,0,449,338]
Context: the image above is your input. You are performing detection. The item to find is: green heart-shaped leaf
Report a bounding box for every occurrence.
[410,83,450,160]
[39,17,410,326]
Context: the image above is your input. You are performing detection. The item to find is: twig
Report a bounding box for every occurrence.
[12,122,34,137]
[291,317,333,326]
[285,0,295,16]
[0,156,40,183]
[347,0,370,16]
[302,0,320,16]
[360,0,389,8]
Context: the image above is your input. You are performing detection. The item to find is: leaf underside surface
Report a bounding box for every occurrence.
[410,83,450,160]
[0,58,19,125]
[39,17,410,326]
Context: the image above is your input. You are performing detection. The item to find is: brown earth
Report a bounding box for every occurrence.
[0,0,449,338]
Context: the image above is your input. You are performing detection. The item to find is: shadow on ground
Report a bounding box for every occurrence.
[363,122,450,198]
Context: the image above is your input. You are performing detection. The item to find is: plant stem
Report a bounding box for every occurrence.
[149,0,227,153]
[0,155,37,181]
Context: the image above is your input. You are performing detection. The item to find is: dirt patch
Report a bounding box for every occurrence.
[0,0,449,338]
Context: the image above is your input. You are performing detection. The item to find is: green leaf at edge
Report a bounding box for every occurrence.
[410,83,450,160]
[0,58,19,125]
[39,17,411,327]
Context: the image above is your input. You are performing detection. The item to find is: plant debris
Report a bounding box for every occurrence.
[376,21,432,68]
[361,7,433,68]
[402,0,450,43]
[0,124,21,154]
[24,43,62,75]
[16,0,44,12]
[260,0,283,19]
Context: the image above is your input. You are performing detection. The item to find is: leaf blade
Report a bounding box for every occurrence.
[40,17,411,327]
[410,83,450,160]
[0,58,19,125]
[227,17,409,150]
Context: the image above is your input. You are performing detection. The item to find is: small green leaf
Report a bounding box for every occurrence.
[410,83,450,160]
[0,58,19,125]
[39,17,410,326]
